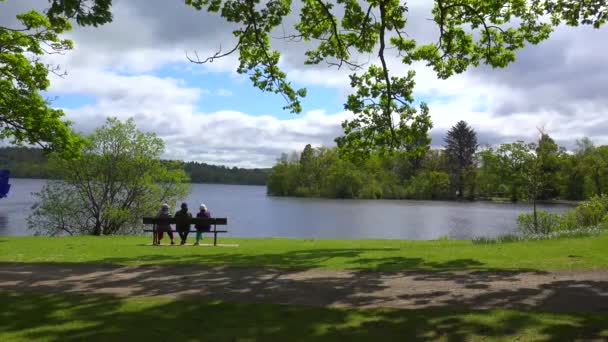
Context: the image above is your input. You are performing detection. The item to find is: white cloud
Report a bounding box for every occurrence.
[53,67,349,167]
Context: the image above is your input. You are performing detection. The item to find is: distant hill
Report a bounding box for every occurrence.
[0,147,268,185]
[0,147,55,179]
[180,161,268,185]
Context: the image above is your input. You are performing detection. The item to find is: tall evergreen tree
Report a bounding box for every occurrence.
[444,121,478,199]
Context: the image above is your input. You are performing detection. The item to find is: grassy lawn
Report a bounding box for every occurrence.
[1,234,608,271]
[1,291,606,342]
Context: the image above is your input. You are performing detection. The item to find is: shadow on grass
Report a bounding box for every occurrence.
[88,247,536,273]
[1,258,606,313]
[2,246,607,340]
[104,248,411,270]
[1,291,606,342]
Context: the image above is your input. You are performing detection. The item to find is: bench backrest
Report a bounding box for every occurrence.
[142,217,227,225]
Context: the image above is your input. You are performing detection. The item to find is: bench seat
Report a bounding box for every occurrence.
[142,217,228,246]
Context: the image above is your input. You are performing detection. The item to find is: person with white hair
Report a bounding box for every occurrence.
[155,203,175,245]
[193,203,211,246]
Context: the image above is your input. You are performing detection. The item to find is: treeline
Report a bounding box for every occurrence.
[179,161,268,185]
[267,121,608,201]
[0,147,268,185]
[0,147,54,178]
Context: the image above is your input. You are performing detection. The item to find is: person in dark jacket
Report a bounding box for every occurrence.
[194,203,211,246]
[174,202,192,245]
[155,203,175,245]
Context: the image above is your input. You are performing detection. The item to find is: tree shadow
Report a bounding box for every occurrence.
[1,291,606,342]
[1,246,607,340]
[99,248,406,270]
[1,260,605,313]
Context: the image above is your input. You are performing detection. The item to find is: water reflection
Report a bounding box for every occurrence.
[0,212,8,232]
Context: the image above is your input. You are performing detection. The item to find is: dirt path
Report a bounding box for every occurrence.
[1,262,607,313]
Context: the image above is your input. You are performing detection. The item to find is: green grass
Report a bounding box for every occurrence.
[1,291,606,342]
[2,234,608,271]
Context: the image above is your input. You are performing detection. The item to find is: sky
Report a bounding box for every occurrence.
[3,0,608,168]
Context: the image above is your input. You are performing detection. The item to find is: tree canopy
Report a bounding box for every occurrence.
[0,3,81,155]
[4,0,606,157]
[28,118,190,236]
[268,125,608,202]
[182,0,606,155]
[30,0,607,156]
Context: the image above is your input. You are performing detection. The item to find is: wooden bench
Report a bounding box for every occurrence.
[142,217,228,246]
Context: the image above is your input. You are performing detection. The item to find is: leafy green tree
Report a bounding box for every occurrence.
[0,4,82,155]
[45,0,113,26]
[267,153,300,196]
[405,171,451,200]
[422,149,449,173]
[524,142,542,230]
[361,153,403,198]
[265,138,608,203]
[479,142,531,201]
[509,132,563,231]
[477,147,505,198]
[28,118,190,236]
[560,153,587,200]
[0,0,118,155]
[297,143,320,194]
[335,70,433,158]
[578,142,608,197]
[534,131,563,199]
[444,121,478,199]
[321,158,363,198]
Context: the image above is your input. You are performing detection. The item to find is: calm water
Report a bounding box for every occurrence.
[0,178,572,239]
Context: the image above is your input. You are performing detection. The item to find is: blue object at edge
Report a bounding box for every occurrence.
[0,169,10,198]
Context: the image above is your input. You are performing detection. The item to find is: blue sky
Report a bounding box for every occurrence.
[47,62,347,119]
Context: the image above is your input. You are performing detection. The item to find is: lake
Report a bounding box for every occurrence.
[0,178,572,239]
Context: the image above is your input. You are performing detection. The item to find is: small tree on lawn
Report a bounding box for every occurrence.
[28,117,190,236]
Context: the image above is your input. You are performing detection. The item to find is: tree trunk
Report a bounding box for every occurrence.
[93,217,102,236]
[457,170,464,199]
[594,172,602,196]
[533,195,538,234]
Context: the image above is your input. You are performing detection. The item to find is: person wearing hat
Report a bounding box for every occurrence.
[155,203,175,245]
[174,202,193,245]
[194,203,211,246]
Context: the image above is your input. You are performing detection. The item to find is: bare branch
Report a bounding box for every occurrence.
[187,43,241,64]
[0,26,29,32]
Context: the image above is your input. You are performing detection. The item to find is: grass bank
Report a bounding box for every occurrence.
[1,234,607,271]
[1,291,606,342]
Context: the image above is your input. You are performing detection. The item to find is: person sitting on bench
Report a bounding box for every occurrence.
[155,203,175,245]
[174,202,192,245]
[194,203,211,246]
